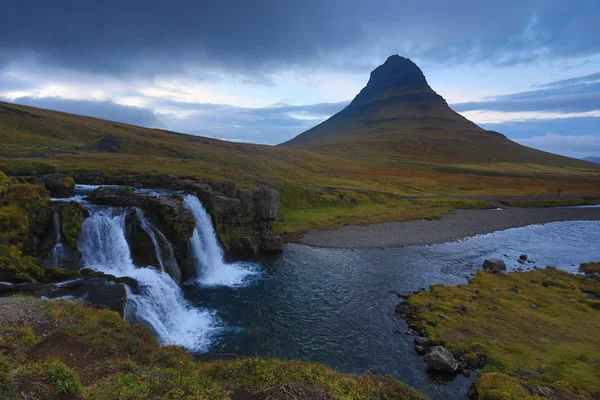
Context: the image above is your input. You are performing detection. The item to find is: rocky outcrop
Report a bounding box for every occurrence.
[483,259,506,273]
[65,173,283,255]
[425,346,458,373]
[21,173,75,198]
[86,187,197,278]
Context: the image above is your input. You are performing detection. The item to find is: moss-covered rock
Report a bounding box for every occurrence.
[0,244,44,283]
[24,173,75,198]
[60,201,89,248]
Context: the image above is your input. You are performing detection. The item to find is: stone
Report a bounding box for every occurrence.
[508,287,520,293]
[425,346,458,373]
[215,196,243,224]
[482,259,506,273]
[261,235,284,252]
[237,190,256,222]
[456,305,468,315]
[519,254,528,262]
[584,273,600,282]
[253,187,280,220]
[540,364,548,373]
[211,181,237,197]
[25,173,75,198]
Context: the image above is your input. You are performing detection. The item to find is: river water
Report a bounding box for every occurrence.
[185,220,600,399]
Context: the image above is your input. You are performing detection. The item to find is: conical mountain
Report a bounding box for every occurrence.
[282,55,591,167]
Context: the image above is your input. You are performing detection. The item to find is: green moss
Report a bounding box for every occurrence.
[404,268,600,398]
[60,201,89,247]
[0,244,44,283]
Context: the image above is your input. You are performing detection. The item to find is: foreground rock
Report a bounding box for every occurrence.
[482,259,506,273]
[0,271,130,316]
[425,346,458,373]
[20,173,75,198]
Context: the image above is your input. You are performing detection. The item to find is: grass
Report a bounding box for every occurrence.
[500,199,598,208]
[0,298,425,400]
[402,268,600,399]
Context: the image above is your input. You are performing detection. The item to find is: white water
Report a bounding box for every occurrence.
[134,208,181,283]
[78,207,219,352]
[184,195,256,286]
[51,212,65,267]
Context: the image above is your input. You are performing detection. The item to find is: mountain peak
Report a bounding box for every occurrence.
[349,54,445,109]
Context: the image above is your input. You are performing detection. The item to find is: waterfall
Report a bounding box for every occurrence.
[134,208,180,283]
[78,207,219,352]
[52,212,65,268]
[184,194,256,286]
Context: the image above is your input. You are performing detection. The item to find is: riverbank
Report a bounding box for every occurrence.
[297,206,600,248]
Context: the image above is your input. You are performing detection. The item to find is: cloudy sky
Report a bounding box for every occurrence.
[1,0,599,157]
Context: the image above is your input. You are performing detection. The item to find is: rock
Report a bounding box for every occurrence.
[584,273,600,282]
[124,209,161,268]
[237,190,256,222]
[260,235,284,252]
[86,186,141,207]
[59,201,89,248]
[211,181,237,197]
[482,259,506,273]
[508,287,520,293]
[520,370,540,379]
[519,254,528,262]
[215,196,243,224]
[456,305,468,315]
[253,187,280,220]
[425,346,458,373]
[540,364,548,373]
[438,313,449,320]
[0,273,129,316]
[25,173,75,198]
[530,302,540,309]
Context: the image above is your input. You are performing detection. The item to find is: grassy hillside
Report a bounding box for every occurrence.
[283,56,595,169]
[1,100,600,236]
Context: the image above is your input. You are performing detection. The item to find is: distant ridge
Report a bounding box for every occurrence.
[282,55,593,168]
[583,156,600,164]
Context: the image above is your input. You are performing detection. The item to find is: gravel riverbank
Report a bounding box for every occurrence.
[297,206,600,248]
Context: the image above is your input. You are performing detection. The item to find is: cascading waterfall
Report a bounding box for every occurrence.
[184,194,256,286]
[52,212,65,268]
[78,206,218,352]
[134,208,181,283]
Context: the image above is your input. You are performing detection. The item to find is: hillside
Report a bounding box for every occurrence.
[283,55,594,168]
[1,96,600,237]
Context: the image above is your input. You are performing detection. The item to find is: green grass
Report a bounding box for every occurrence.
[0,298,425,400]
[403,269,600,399]
[500,199,598,208]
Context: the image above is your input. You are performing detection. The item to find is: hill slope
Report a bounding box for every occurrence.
[282,55,593,168]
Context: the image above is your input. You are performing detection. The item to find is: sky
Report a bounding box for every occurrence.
[1,0,599,158]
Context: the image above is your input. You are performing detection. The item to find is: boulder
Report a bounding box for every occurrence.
[425,346,458,373]
[124,209,161,268]
[237,190,256,222]
[26,173,75,198]
[482,259,506,273]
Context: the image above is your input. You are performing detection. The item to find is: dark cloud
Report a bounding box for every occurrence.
[10,97,165,129]
[452,72,600,113]
[1,0,599,77]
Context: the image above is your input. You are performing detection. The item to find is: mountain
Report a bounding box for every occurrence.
[583,156,600,164]
[282,55,592,168]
